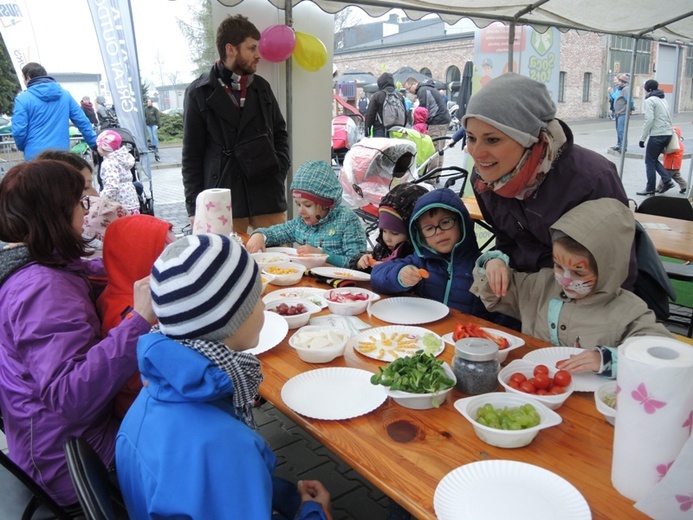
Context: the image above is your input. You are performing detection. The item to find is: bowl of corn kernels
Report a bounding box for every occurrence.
[262,262,307,286]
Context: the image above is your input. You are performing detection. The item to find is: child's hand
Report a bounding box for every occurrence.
[245,233,265,253]
[133,276,156,324]
[399,265,423,287]
[296,244,322,254]
[357,254,376,269]
[297,480,331,518]
[485,258,510,298]
[556,351,601,373]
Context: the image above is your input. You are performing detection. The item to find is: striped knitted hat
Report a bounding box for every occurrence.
[151,234,262,341]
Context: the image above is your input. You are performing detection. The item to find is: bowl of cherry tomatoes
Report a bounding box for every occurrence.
[323,288,380,316]
[498,359,574,410]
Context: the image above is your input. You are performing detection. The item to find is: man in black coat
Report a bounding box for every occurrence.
[182,14,290,234]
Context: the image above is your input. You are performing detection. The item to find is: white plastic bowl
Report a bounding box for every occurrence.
[260,273,275,293]
[498,359,574,410]
[454,392,562,448]
[288,325,351,363]
[595,381,617,426]
[385,363,457,410]
[287,252,329,269]
[251,252,290,270]
[262,262,307,286]
[323,288,380,315]
[265,298,321,329]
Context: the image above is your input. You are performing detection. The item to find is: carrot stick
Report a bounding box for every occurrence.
[418,268,430,279]
[368,257,377,266]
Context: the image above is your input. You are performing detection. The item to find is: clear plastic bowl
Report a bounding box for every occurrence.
[498,359,575,410]
[288,325,351,363]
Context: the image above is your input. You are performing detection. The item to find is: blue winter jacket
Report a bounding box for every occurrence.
[12,76,97,160]
[370,188,493,320]
[116,333,327,520]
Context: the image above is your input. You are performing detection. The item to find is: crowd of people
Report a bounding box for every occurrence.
[0,12,686,520]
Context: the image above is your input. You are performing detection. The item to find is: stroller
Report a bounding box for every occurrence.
[331,114,362,166]
[95,127,154,215]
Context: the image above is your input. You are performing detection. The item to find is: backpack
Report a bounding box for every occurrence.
[379,91,405,129]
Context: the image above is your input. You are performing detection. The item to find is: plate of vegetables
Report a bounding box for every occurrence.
[352,326,445,362]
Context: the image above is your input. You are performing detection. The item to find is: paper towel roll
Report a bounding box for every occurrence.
[193,188,233,236]
[612,336,693,501]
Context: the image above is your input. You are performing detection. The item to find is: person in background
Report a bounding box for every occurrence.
[357,91,369,116]
[637,79,675,196]
[365,72,407,138]
[471,198,671,379]
[246,160,367,268]
[144,99,161,161]
[412,106,429,135]
[0,160,155,506]
[116,233,331,519]
[95,95,113,130]
[183,14,290,235]
[96,129,140,214]
[11,62,97,160]
[80,95,98,126]
[657,126,687,194]
[404,77,450,173]
[610,73,631,153]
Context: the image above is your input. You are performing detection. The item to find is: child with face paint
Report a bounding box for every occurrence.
[353,183,429,270]
[246,160,367,268]
[471,198,672,378]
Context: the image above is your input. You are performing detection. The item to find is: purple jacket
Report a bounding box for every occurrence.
[0,246,150,505]
[473,120,636,287]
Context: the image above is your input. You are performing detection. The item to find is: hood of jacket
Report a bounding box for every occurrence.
[646,89,665,99]
[413,107,429,124]
[0,244,33,288]
[408,188,478,259]
[377,73,396,90]
[290,160,343,208]
[108,145,136,169]
[27,77,63,102]
[137,332,235,404]
[417,79,436,92]
[550,198,634,297]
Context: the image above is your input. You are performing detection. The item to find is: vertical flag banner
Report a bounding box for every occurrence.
[87,0,150,174]
[0,0,41,89]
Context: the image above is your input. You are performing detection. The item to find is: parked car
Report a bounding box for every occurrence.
[162,108,184,116]
[0,115,12,142]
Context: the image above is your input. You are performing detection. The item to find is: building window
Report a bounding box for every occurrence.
[686,47,693,78]
[582,73,592,102]
[558,71,566,102]
[608,36,652,75]
[420,67,432,78]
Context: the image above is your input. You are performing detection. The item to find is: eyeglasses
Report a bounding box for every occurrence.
[420,216,457,238]
[80,196,91,211]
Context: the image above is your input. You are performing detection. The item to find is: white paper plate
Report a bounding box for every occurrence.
[266,247,298,255]
[442,328,525,349]
[352,325,445,362]
[281,367,387,420]
[369,297,449,325]
[523,347,605,392]
[434,460,591,520]
[246,311,289,356]
[263,287,328,308]
[310,266,371,282]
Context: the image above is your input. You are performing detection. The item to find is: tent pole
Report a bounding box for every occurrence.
[617,37,638,180]
[507,23,515,72]
[285,0,294,219]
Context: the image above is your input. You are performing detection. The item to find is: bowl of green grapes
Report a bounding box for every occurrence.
[454,392,562,448]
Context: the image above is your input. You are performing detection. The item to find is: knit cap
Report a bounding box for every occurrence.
[97,130,122,153]
[616,73,630,84]
[644,79,659,92]
[462,73,556,148]
[151,234,262,341]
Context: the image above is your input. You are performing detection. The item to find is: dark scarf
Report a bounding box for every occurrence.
[215,61,255,108]
[81,101,95,110]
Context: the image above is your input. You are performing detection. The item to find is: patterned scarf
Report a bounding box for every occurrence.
[473,119,567,200]
[215,61,254,108]
[151,325,263,428]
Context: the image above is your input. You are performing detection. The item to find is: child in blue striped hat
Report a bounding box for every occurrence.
[116,233,331,520]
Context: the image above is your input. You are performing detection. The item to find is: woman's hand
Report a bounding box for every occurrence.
[556,351,601,373]
[357,254,375,270]
[399,265,423,287]
[485,258,510,298]
[296,244,322,254]
[245,233,266,253]
[132,276,156,324]
[297,480,331,518]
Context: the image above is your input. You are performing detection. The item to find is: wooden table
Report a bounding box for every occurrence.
[258,278,646,520]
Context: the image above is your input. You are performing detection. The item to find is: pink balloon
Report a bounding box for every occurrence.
[259,25,296,63]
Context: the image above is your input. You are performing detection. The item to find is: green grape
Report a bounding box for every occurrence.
[474,404,541,430]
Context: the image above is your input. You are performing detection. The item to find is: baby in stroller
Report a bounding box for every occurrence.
[96,129,140,214]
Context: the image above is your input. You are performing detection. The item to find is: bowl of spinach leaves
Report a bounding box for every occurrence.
[370,352,456,409]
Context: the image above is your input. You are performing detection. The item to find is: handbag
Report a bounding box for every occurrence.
[664,131,680,154]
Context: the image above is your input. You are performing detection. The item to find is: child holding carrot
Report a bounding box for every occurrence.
[354,182,429,270]
[370,188,495,319]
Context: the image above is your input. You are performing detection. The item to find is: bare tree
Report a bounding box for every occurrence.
[334,7,361,50]
[153,51,167,88]
[166,71,181,86]
[177,0,215,77]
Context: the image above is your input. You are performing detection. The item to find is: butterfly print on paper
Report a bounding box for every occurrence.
[656,461,673,481]
[676,493,693,512]
[631,383,667,414]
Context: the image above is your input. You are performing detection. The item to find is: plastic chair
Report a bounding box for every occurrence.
[63,437,129,520]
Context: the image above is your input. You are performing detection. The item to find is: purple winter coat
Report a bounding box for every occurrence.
[473,120,636,288]
[0,247,150,505]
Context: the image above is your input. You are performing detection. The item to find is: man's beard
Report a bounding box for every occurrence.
[234,55,257,75]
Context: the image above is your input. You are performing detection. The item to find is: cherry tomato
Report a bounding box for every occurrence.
[519,381,537,394]
[537,389,549,395]
[508,380,520,390]
[533,374,551,390]
[549,385,565,395]
[509,372,527,385]
[533,364,549,377]
[553,370,572,388]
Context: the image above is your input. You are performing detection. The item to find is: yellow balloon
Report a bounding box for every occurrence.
[293,31,327,72]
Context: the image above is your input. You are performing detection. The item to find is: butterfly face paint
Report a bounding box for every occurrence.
[552,242,597,300]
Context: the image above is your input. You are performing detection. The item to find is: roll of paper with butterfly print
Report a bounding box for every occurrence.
[611,336,693,503]
[193,189,233,236]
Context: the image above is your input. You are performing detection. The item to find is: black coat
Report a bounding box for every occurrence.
[182,66,290,218]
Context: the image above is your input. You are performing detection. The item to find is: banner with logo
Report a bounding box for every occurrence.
[0,0,40,89]
[87,0,150,174]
